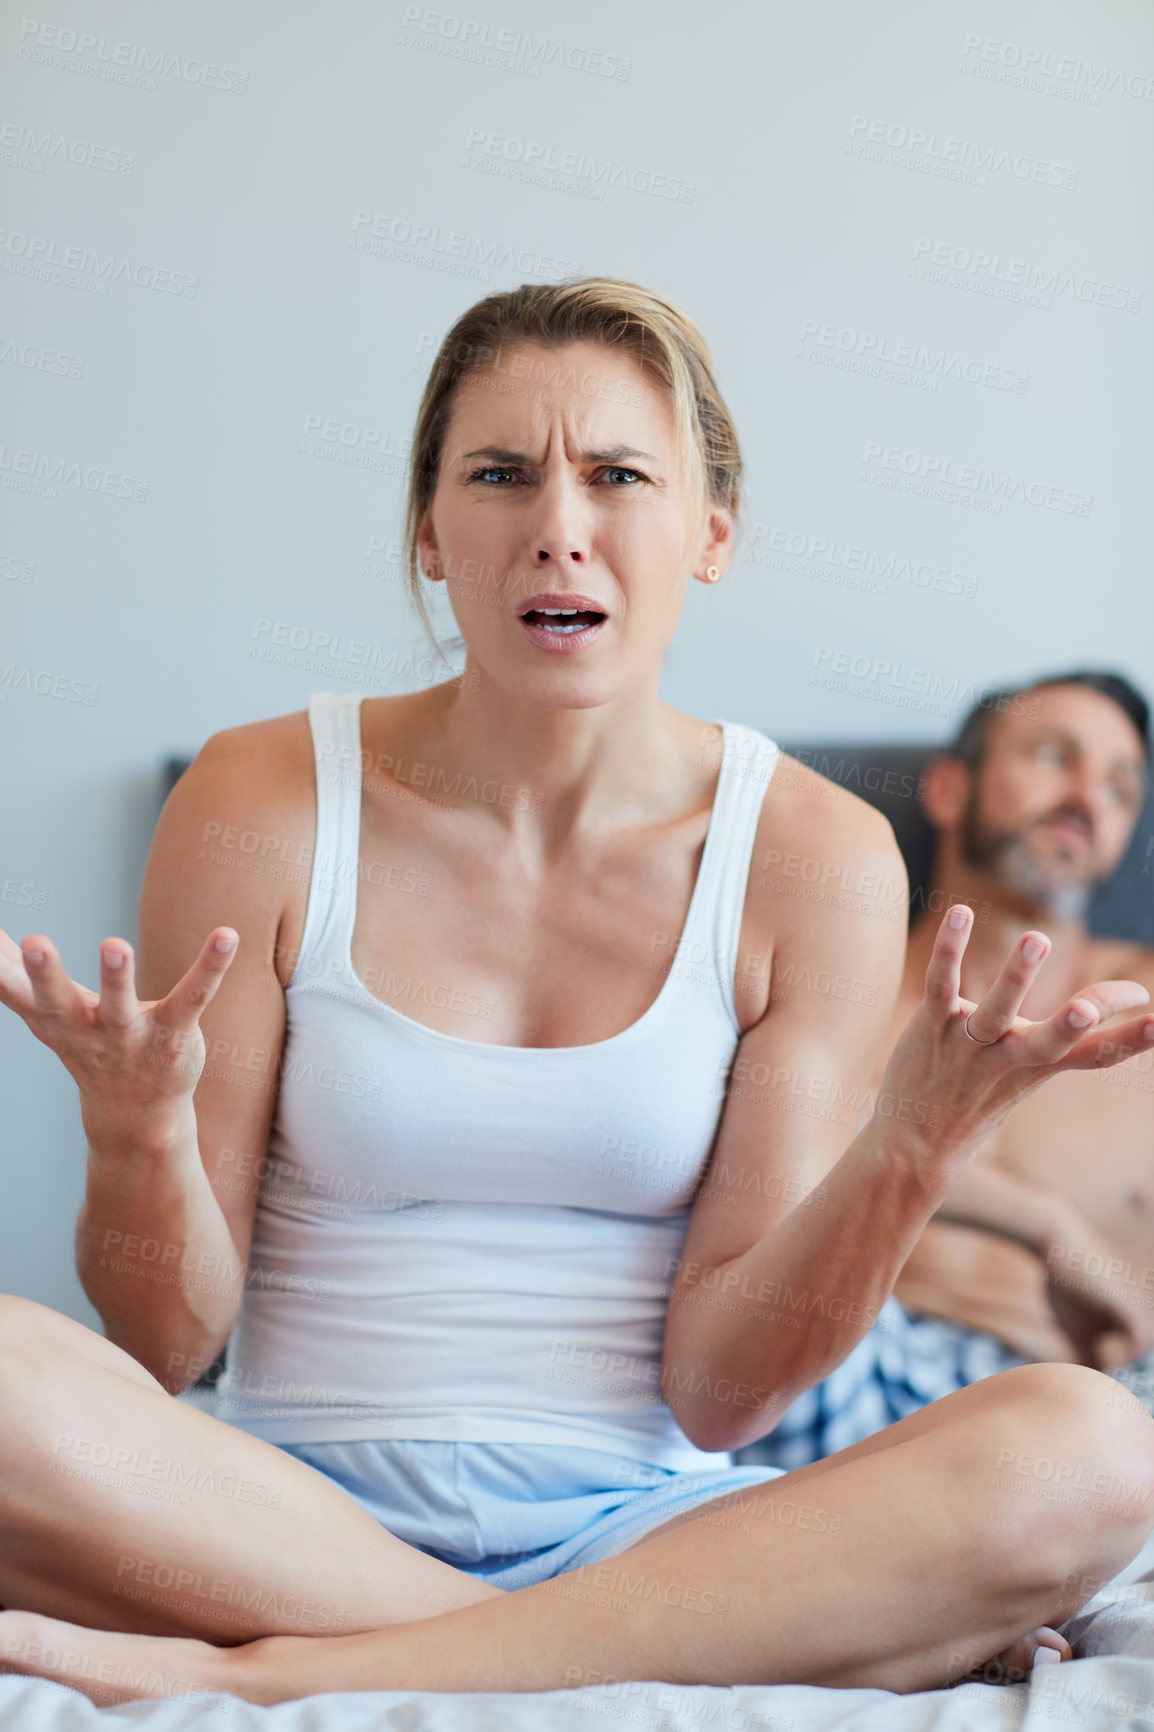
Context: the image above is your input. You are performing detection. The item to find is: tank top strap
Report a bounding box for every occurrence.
[291,691,365,985]
[670,719,779,1029]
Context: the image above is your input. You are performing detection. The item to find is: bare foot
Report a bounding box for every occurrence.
[963,1625,1072,1687]
[0,1609,234,1708]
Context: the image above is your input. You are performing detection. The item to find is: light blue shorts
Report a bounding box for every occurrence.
[274,1440,785,1589]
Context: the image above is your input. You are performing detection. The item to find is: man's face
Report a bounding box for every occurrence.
[958,685,1147,918]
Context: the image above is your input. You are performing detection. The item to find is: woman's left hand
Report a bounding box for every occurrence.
[878,904,1154,1166]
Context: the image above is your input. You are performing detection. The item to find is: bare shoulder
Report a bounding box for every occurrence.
[1085,934,1154,997]
[168,706,317,853]
[137,706,317,998]
[732,747,909,1023]
[193,706,315,798]
[754,749,908,916]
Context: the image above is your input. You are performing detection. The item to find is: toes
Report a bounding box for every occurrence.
[1029,1626,1073,1666]
[0,1608,47,1667]
[967,1625,1072,1687]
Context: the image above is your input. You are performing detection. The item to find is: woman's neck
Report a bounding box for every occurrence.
[371,675,714,841]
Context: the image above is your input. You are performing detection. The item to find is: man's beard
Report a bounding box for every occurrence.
[957,794,1107,921]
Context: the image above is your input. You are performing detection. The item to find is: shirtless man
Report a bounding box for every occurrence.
[737,669,1154,1470]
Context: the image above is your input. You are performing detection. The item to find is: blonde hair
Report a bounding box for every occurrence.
[402,276,744,652]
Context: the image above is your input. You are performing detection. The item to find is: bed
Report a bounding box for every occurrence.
[3,1531,1154,1727]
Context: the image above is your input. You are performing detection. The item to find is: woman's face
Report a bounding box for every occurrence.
[417,339,732,711]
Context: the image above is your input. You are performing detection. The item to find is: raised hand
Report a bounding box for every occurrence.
[0,926,239,1137]
[881,904,1154,1162]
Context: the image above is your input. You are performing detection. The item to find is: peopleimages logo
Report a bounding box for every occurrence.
[860,442,1091,516]
[748,520,979,599]
[910,238,1141,314]
[960,34,1154,102]
[811,648,1034,709]
[399,8,632,80]
[348,210,579,284]
[0,228,198,297]
[0,123,135,175]
[847,116,1079,189]
[0,336,85,379]
[796,319,1028,395]
[0,444,148,502]
[808,651,1041,724]
[15,18,249,92]
[462,129,696,203]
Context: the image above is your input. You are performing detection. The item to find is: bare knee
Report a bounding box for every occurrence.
[0,1295,77,1378]
[983,1362,1154,1499]
[0,1299,78,1473]
[0,1296,164,1474]
[963,1363,1154,1599]
[0,1293,161,1389]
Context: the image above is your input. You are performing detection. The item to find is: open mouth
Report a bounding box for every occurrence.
[520,607,606,635]
[515,595,610,653]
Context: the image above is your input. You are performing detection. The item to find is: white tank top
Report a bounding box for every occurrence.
[218,693,779,1468]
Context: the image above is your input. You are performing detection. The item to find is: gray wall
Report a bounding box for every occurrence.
[2,0,1152,1323]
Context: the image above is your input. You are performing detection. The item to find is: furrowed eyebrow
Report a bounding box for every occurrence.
[462,447,533,464]
[461,445,657,465]
[579,445,657,464]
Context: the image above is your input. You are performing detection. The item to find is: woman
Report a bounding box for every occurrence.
[2,278,1153,1708]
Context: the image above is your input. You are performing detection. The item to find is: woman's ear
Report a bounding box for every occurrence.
[416,515,444,582]
[692,505,734,585]
[920,755,972,830]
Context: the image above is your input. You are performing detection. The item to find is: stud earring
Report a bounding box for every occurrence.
[705,566,720,582]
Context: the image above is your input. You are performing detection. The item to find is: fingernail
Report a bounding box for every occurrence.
[1067,1007,1094,1028]
[1022,937,1046,963]
[104,952,125,970]
[24,949,45,966]
[1143,1023,1154,1042]
[214,935,236,953]
[948,908,969,930]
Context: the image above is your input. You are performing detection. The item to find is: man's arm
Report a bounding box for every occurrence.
[929,1158,1069,1256]
[929,1159,1154,1365]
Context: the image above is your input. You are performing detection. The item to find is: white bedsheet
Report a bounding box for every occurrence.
[4,1540,1154,1732]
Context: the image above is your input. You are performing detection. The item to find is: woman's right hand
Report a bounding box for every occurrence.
[0,926,238,1138]
[878,903,1154,1165]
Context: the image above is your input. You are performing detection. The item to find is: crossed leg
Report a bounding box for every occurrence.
[0,1295,502,1638]
[2,1296,1153,1706]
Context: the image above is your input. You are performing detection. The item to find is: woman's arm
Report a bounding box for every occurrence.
[1,720,310,1390]
[663,787,1154,1450]
[662,786,913,1449]
[82,728,299,1384]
